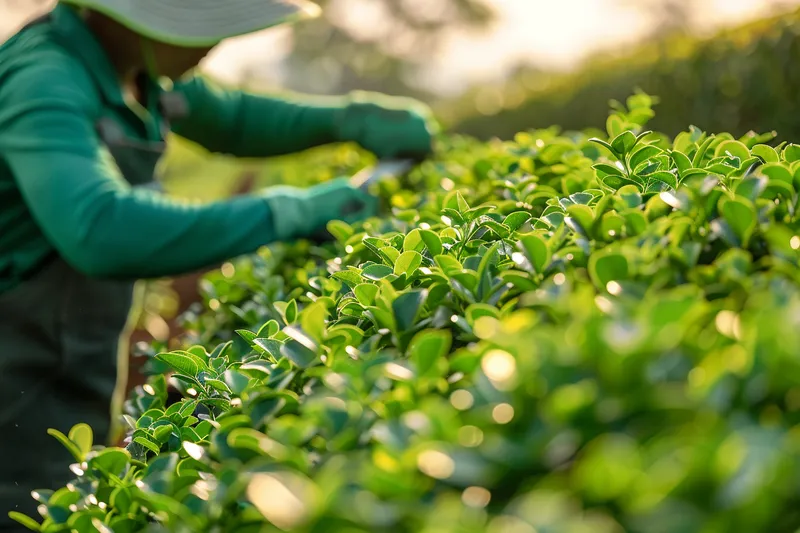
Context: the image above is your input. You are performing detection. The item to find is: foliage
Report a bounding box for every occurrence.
[446,6,800,143]
[14,95,800,533]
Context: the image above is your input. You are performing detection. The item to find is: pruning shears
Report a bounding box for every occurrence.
[309,159,417,243]
[350,159,416,191]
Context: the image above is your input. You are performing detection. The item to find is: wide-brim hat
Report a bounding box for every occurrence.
[59,0,321,47]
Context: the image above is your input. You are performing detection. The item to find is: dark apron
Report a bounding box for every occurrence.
[0,112,169,529]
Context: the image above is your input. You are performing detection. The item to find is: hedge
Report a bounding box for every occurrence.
[448,7,800,143]
[13,94,800,533]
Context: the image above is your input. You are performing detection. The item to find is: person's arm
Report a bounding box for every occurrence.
[0,60,279,279]
[168,74,347,158]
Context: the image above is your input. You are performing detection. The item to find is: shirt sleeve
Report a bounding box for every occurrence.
[0,57,280,280]
[168,74,346,158]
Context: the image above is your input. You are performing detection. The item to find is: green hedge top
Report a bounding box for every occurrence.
[14,96,800,533]
[447,7,800,143]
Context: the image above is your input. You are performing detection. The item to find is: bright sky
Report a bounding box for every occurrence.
[204,0,799,96]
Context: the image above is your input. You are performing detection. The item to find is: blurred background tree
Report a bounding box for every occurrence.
[617,0,699,38]
[236,0,496,100]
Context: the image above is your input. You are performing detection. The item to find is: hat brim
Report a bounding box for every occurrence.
[59,0,320,47]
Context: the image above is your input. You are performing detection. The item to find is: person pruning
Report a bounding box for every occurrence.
[0,0,435,527]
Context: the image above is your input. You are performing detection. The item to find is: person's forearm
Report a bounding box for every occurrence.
[68,193,276,279]
[8,152,278,280]
[170,76,346,158]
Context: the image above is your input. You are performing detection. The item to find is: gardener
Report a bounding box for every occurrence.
[0,0,434,527]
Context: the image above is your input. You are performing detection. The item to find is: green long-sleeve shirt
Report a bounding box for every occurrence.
[0,4,348,293]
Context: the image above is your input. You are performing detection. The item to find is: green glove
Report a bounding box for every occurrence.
[335,91,437,160]
[261,178,379,242]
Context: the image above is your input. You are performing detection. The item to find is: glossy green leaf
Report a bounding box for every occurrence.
[110,486,133,514]
[466,304,500,327]
[256,320,280,339]
[133,436,160,455]
[606,115,626,139]
[630,145,663,171]
[403,229,425,252]
[715,139,750,161]
[47,429,83,463]
[611,130,637,155]
[379,246,401,266]
[503,211,532,231]
[566,204,595,233]
[518,234,551,274]
[155,352,201,377]
[89,448,130,477]
[589,252,629,288]
[285,299,298,324]
[420,230,444,256]
[409,329,452,378]
[239,360,273,379]
[68,423,93,457]
[9,511,41,531]
[327,220,354,243]
[783,143,800,162]
[300,302,328,343]
[333,269,363,289]
[760,163,793,184]
[594,163,624,178]
[354,283,379,306]
[394,251,423,277]
[435,255,463,275]
[280,338,319,369]
[392,289,428,332]
[363,264,394,280]
[456,191,470,213]
[721,197,757,248]
[752,144,779,163]
[646,171,678,189]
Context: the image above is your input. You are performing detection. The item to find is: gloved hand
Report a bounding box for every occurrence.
[261,178,379,242]
[334,91,437,161]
